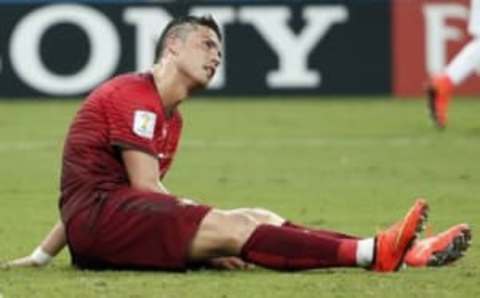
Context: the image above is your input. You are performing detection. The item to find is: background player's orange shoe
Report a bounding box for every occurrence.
[371,199,429,272]
[404,223,471,267]
[427,75,453,129]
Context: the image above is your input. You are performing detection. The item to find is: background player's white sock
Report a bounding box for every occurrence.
[445,38,480,85]
[356,238,374,267]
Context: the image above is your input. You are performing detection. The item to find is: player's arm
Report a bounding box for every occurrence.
[38,220,66,257]
[2,220,66,268]
[122,148,169,194]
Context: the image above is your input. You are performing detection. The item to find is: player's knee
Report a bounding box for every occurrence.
[219,211,259,253]
[191,210,261,258]
[253,208,285,226]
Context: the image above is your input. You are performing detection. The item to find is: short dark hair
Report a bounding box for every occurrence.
[154,15,222,63]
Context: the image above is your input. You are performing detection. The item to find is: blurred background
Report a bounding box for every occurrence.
[1,3,479,297]
[0,0,478,98]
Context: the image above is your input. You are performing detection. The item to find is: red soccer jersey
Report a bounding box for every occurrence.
[59,72,182,222]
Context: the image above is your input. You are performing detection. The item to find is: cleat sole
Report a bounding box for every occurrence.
[427,228,472,267]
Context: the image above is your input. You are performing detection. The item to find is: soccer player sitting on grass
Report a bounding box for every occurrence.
[2,16,471,272]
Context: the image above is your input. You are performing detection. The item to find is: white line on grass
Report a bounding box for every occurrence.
[183,137,436,148]
[0,141,57,152]
[0,136,475,152]
[182,136,480,148]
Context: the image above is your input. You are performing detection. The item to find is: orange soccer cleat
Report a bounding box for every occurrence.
[371,199,429,272]
[427,74,453,129]
[404,223,471,267]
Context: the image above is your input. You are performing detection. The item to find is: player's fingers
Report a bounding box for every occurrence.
[221,260,238,270]
[226,257,247,269]
[4,256,40,268]
[231,258,255,270]
[210,257,247,270]
[208,256,254,270]
[225,257,256,270]
[208,257,233,270]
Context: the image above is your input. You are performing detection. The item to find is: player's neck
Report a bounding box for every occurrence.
[151,63,188,117]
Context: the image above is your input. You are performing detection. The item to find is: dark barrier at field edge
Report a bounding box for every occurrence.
[0,1,391,97]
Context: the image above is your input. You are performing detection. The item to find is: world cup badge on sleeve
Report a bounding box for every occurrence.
[133,110,157,139]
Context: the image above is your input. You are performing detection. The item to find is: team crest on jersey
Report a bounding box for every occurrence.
[133,110,156,139]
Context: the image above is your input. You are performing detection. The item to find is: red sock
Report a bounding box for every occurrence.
[283,221,361,240]
[240,224,358,270]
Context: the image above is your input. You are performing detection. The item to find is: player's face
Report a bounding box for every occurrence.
[176,26,222,88]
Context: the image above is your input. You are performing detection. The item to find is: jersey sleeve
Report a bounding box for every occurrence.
[103,93,160,156]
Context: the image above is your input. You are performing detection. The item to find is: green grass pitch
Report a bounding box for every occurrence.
[0,97,478,297]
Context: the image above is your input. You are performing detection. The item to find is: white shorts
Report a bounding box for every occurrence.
[469,0,480,36]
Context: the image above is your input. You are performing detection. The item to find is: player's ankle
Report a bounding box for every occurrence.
[356,238,374,267]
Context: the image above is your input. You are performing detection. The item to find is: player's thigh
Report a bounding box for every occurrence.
[67,189,211,270]
[189,209,259,260]
[469,0,480,36]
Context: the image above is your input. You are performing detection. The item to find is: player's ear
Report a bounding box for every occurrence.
[165,35,182,56]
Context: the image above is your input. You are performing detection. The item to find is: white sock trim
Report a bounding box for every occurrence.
[356,238,374,267]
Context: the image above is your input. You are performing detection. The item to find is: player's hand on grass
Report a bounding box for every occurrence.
[1,256,41,269]
[1,246,53,269]
[208,257,254,270]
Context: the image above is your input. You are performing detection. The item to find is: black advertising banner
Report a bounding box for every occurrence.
[0,1,390,97]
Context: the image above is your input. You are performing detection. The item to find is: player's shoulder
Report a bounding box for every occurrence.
[110,72,151,85]
[87,72,157,107]
[89,71,150,95]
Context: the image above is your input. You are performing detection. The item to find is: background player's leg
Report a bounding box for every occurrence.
[445,0,480,84]
[427,0,480,128]
[469,0,480,36]
[445,39,480,85]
